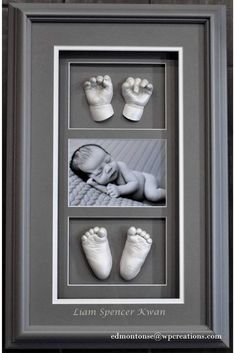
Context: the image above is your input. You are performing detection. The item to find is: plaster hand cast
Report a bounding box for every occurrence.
[81,226,112,279]
[122,77,153,121]
[120,226,152,280]
[84,75,114,122]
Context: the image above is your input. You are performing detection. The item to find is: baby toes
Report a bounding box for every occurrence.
[127,226,137,236]
[140,230,152,244]
[97,227,107,238]
[81,235,88,242]
[140,230,147,238]
[135,228,152,245]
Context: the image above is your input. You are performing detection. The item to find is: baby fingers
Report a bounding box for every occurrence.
[107,186,117,197]
[84,81,91,90]
[108,191,118,197]
[140,79,149,88]
[103,75,112,88]
[133,78,141,93]
[96,75,104,84]
[90,77,97,87]
[122,77,135,90]
[146,83,153,92]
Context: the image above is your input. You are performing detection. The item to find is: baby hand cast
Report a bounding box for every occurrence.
[122,77,153,121]
[83,75,114,122]
[83,75,153,122]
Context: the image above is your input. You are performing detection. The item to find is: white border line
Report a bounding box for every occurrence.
[52,46,60,304]
[53,46,184,304]
[178,47,184,303]
[67,216,168,287]
[54,298,183,304]
[67,61,168,131]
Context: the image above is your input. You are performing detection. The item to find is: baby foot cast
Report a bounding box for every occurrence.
[81,226,152,281]
[120,226,152,280]
[84,76,153,122]
[81,226,112,279]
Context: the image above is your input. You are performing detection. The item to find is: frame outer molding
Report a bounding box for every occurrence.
[6,4,32,347]
[5,3,229,349]
[210,6,229,346]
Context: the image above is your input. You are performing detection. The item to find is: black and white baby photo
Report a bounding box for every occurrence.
[69,139,166,207]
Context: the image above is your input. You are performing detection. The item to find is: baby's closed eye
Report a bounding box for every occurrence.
[105,156,111,163]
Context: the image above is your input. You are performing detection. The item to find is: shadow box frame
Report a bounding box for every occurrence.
[5,3,230,350]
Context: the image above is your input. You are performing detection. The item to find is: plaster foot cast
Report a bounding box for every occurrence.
[83,75,114,122]
[81,227,112,280]
[120,227,152,280]
[122,77,153,121]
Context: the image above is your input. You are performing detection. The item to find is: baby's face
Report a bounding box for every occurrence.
[80,148,119,185]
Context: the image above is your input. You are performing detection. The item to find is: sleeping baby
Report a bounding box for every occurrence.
[70,144,166,203]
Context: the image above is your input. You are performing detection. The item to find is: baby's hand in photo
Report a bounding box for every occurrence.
[87,178,96,186]
[107,184,121,198]
[83,75,114,122]
[122,77,153,121]
[87,178,109,194]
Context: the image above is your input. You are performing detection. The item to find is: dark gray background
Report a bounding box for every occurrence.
[2,1,232,353]
[31,19,203,324]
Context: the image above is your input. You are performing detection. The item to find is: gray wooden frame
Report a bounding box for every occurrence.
[5,3,229,349]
